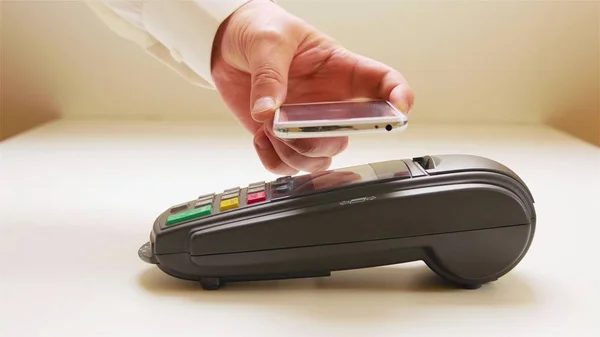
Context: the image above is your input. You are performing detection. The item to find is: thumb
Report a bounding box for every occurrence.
[248,36,296,122]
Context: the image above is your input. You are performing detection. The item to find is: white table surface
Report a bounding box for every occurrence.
[1,120,599,337]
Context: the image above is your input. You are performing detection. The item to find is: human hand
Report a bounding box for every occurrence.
[211,0,414,175]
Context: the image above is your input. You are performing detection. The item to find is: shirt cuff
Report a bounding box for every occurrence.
[140,0,252,87]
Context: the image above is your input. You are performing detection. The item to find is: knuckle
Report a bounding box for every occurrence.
[260,156,292,175]
[282,147,304,164]
[253,28,287,44]
[292,139,326,157]
[253,65,285,85]
[282,152,309,171]
[296,143,319,156]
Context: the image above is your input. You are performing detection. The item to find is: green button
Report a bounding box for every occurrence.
[166,204,212,226]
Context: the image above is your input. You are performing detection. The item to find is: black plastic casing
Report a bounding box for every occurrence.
[139,154,536,290]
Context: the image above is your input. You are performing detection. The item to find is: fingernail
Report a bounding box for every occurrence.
[396,102,409,114]
[252,97,276,114]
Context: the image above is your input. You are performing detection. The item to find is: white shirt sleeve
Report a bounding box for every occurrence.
[86,0,253,89]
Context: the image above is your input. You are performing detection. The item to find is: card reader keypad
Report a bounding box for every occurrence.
[164,182,270,227]
[195,193,214,207]
[219,186,240,211]
[166,194,216,226]
[247,191,266,204]
[220,197,240,211]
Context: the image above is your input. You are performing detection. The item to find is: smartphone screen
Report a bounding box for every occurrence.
[277,100,400,122]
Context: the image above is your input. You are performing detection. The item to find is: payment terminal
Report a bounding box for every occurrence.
[138,154,536,290]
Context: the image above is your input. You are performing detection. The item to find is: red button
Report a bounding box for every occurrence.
[247,191,266,204]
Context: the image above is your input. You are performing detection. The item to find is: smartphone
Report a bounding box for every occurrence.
[272,99,408,139]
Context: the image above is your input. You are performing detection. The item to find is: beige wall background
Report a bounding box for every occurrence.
[1,0,599,145]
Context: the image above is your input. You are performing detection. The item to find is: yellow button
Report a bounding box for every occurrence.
[220,197,239,211]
